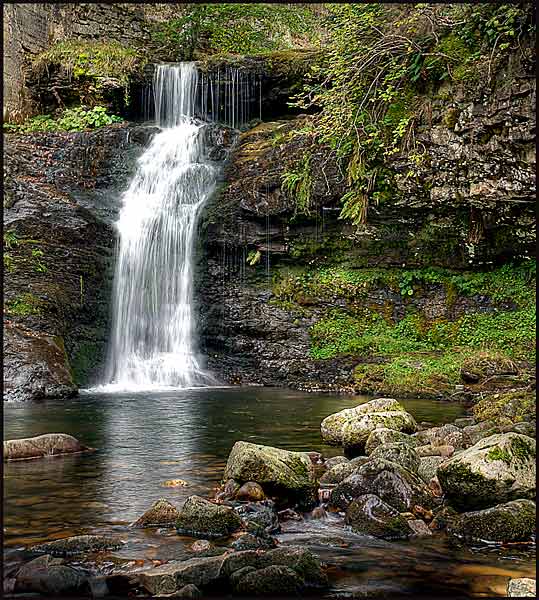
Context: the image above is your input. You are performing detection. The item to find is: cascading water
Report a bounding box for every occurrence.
[103,63,219,391]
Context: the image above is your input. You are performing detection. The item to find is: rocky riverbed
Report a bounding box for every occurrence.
[4,395,535,598]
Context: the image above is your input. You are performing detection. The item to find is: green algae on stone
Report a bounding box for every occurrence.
[437,433,536,511]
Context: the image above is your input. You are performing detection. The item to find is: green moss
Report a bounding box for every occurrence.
[510,437,536,462]
[487,446,513,464]
[472,390,536,424]
[6,293,45,317]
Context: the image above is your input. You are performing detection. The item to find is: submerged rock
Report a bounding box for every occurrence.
[345,494,412,540]
[29,534,123,556]
[176,496,242,538]
[330,458,435,513]
[131,498,181,528]
[370,442,420,474]
[437,433,536,510]
[4,433,92,461]
[447,499,536,543]
[223,441,316,505]
[15,554,87,594]
[507,578,536,597]
[365,428,419,455]
[321,398,417,451]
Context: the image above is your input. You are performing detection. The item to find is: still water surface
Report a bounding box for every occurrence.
[3,388,535,597]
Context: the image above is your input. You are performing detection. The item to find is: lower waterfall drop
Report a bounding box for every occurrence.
[104,63,218,390]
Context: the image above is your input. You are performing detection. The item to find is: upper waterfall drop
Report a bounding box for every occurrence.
[103,63,218,391]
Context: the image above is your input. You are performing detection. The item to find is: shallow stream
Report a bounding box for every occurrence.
[3,388,535,597]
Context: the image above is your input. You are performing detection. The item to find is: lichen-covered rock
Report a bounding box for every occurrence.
[365,428,419,455]
[418,457,445,484]
[29,535,123,556]
[15,555,87,595]
[370,443,420,474]
[4,433,91,461]
[407,519,432,538]
[176,496,242,538]
[461,421,501,446]
[321,398,413,447]
[330,458,435,512]
[223,441,316,504]
[131,498,180,528]
[437,433,536,510]
[447,499,535,543]
[345,494,412,540]
[507,578,536,597]
[234,500,280,534]
[230,532,276,551]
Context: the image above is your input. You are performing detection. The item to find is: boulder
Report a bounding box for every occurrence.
[407,519,432,538]
[345,494,412,540]
[507,578,536,597]
[234,500,280,534]
[447,499,536,543]
[437,433,536,510]
[15,555,87,595]
[418,457,445,484]
[330,458,435,512]
[176,496,242,538]
[138,555,226,596]
[365,428,419,455]
[29,535,123,556]
[321,398,414,446]
[223,442,316,505]
[415,424,468,448]
[233,565,301,595]
[235,481,266,502]
[461,421,500,446]
[319,462,360,485]
[370,443,420,474]
[131,499,180,528]
[4,434,92,461]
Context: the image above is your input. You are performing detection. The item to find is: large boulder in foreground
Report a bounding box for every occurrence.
[4,434,92,461]
[15,555,86,595]
[321,398,417,451]
[447,499,536,543]
[437,433,536,510]
[330,458,435,512]
[138,546,327,596]
[176,496,242,538]
[223,442,316,505]
[345,494,413,540]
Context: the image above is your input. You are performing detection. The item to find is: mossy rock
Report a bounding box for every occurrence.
[345,494,413,540]
[364,427,419,455]
[370,442,421,474]
[321,398,415,451]
[176,496,242,538]
[472,390,536,425]
[223,441,316,505]
[447,499,536,543]
[437,433,536,511]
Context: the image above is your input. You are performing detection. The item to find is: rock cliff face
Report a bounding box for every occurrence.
[197,48,535,392]
[3,124,156,401]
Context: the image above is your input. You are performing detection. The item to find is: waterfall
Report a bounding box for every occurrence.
[103,63,219,391]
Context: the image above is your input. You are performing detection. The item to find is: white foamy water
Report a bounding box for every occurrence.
[99,63,219,392]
